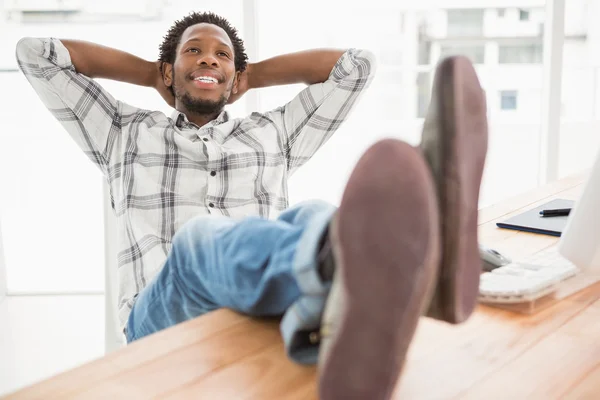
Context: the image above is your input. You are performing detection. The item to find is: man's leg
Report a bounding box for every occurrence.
[126,54,488,399]
[314,140,441,399]
[420,55,489,323]
[125,199,335,343]
[316,56,488,399]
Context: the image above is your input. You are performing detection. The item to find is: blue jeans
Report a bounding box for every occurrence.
[125,200,336,364]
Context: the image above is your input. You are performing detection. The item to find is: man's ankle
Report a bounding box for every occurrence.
[317,229,335,282]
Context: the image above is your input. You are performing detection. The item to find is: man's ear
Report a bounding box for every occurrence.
[232,71,240,94]
[163,63,173,88]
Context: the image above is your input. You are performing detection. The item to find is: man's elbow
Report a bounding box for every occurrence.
[354,49,378,80]
[15,37,43,64]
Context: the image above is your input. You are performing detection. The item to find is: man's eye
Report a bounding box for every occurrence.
[218,52,229,58]
[188,48,199,53]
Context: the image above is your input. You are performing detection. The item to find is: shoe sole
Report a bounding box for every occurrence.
[318,139,440,400]
[421,56,488,324]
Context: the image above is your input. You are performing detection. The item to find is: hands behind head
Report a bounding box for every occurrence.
[154,61,175,108]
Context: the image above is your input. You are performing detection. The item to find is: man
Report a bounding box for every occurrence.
[16,11,488,399]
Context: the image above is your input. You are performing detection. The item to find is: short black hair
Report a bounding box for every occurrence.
[158,11,248,72]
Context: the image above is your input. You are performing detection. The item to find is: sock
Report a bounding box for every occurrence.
[317,229,335,282]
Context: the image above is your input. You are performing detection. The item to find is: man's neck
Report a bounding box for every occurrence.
[186,112,220,128]
[176,105,223,128]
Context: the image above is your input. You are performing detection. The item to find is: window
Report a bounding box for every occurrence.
[417,72,431,118]
[0,222,6,299]
[519,9,530,21]
[499,43,543,63]
[399,12,405,33]
[559,45,600,178]
[447,9,484,36]
[500,91,518,110]
[440,44,485,64]
[418,40,431,65]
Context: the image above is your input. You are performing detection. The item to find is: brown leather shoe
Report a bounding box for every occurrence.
[420,56,489,324]
[317,139,440,400]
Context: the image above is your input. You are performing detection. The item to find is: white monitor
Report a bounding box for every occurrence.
[558,145,600,270]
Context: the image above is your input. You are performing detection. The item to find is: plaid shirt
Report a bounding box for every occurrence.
[16,37,376,328]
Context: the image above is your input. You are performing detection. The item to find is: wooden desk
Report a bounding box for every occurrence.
[6,173,598,400]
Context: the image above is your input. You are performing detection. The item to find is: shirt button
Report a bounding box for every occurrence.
[210,171,216,177]
[203,138,209,142]
[209,202,215,208]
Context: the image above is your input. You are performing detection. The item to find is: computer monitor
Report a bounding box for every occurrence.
[558,145,600,270]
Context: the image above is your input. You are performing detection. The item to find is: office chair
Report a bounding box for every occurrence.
[103,183,125,353]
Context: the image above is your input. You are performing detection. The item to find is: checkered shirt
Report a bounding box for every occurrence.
[16,37,376,328]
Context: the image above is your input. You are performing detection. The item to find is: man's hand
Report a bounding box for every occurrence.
[227,64,252,105]
[154,61,175,108]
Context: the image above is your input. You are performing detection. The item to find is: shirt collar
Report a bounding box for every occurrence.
[171,109,229,129]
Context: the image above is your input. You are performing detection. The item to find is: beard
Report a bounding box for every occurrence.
[172,71,229,116]
[179,92,227,115]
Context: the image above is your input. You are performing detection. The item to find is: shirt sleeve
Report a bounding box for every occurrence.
[265,48,377,175]
[15,37,126,175]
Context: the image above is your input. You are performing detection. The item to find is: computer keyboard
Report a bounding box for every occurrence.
[479,245,579,303]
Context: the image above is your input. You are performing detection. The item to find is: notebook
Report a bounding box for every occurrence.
[496,198,575,237]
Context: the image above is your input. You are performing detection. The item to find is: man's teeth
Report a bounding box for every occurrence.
[194,76,218,83]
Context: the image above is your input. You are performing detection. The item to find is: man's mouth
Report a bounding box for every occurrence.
[190,72,222,90]
[193,76,219,84]
[191,75,220,90]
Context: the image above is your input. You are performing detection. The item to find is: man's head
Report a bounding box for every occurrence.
[159,12,248,118]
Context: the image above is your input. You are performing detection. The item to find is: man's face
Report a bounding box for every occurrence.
[164,23,239,116]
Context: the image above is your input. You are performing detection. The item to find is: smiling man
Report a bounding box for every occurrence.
[162,22,244,124]
[16,11,488,399]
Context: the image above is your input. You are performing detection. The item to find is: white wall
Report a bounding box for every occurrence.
[585,0,600,65]
[0,219,6,301]
[0,72,106,293]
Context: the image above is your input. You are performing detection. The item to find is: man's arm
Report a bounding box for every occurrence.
[248,49,346,89]
[15,38,158,173]
[60,40,173,106]
[60,40,156,87]
[252,48,377,175]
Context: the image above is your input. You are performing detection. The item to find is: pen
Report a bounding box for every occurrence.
[539,208,571,217]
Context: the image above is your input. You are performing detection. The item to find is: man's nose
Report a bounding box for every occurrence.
[197,55,218,67]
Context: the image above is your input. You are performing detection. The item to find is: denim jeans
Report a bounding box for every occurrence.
[125,200,336,364]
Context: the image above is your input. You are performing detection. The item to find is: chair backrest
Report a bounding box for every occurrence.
[0,216,7,301]
[103,183,125,352]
